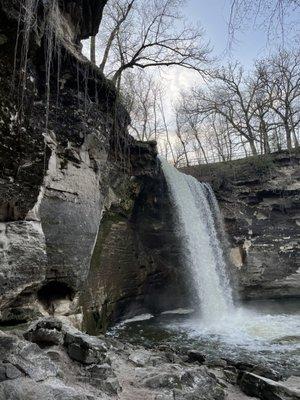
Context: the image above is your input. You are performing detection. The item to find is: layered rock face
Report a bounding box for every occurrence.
[0,0,186,329]
[82,163,189,333]
[0,0,118,325]
[183,151,300,300]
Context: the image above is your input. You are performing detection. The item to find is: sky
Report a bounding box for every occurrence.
[185,0,266,65]
[160,0,299,121]
[186,0,299,63]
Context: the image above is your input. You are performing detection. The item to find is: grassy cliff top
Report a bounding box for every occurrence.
[181,150,300,189]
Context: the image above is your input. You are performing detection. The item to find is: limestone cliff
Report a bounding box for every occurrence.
[0,0,168,328]
[183,151,300,300]
[81,164,189,333]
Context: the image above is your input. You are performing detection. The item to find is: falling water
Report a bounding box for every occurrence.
[160,158,233,322]
[203,183,229,246]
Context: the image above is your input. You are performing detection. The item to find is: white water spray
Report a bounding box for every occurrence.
[160,158,233,322]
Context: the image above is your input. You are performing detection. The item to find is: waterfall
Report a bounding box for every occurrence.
[160,158,233,322]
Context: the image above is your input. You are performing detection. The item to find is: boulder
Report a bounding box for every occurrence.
[102,377,121,395]
[0,377,96,400]
[86,363,112,379]
[223,368,237,384]
[187,350,206,364]
[128,350,151,367]
[143,372,182,389]
[64,330,107,365]
[224,358,282,381]
[0,331,58,382]
[24,318,64,346]
[238,372,300,400]
[4,364,22,380]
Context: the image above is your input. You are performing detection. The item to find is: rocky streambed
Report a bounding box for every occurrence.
[0,316,299,400]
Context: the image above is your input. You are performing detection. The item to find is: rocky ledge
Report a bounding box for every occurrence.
[1,317,299,400]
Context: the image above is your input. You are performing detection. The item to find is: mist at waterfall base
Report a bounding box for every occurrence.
[109,159,300,376]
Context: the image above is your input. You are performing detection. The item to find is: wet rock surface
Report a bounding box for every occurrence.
[238,372,300,400]
[1,318,299,400]
[0,318,223,399]
[81,166,189,334]
[187,350,206,364]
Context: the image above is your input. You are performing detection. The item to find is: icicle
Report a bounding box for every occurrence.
[16,0,39,114]
[44,0,63,131]
[12,2,22,93]
[44,11,54,131]
[84,65,88,117]
[55,41,61,111]
[76,60,80,107]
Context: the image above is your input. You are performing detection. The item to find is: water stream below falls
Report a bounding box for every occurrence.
[109,160,300,377]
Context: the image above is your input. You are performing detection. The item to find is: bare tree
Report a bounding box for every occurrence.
[177,97,209,163]
[172,48,300,167]
[229,0,300,44]
[253,93,272,154]
[97,0,210,84]
[158,94,176,164]
[90,36,96,64]
[172,137,191,167]
[185,64,261,155]
[99,0,136,72]
[122,70,163,141]
[175,109,191,166]
[256,50,300,151]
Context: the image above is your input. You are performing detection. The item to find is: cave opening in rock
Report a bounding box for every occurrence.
[37,281,75,314]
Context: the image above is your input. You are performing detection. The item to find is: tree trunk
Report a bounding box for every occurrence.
[274,129,281,152]
[249,139,257,156]
[292,129,299,149]
[241,141,248,158]
[99,27,119,71]
[90,36,96,64]
[160,98,176,164]
[260,120,270,154]
[194,133,208,164]
[263,132,271,154]
[179,138,189,166]
[284,122,292,151]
